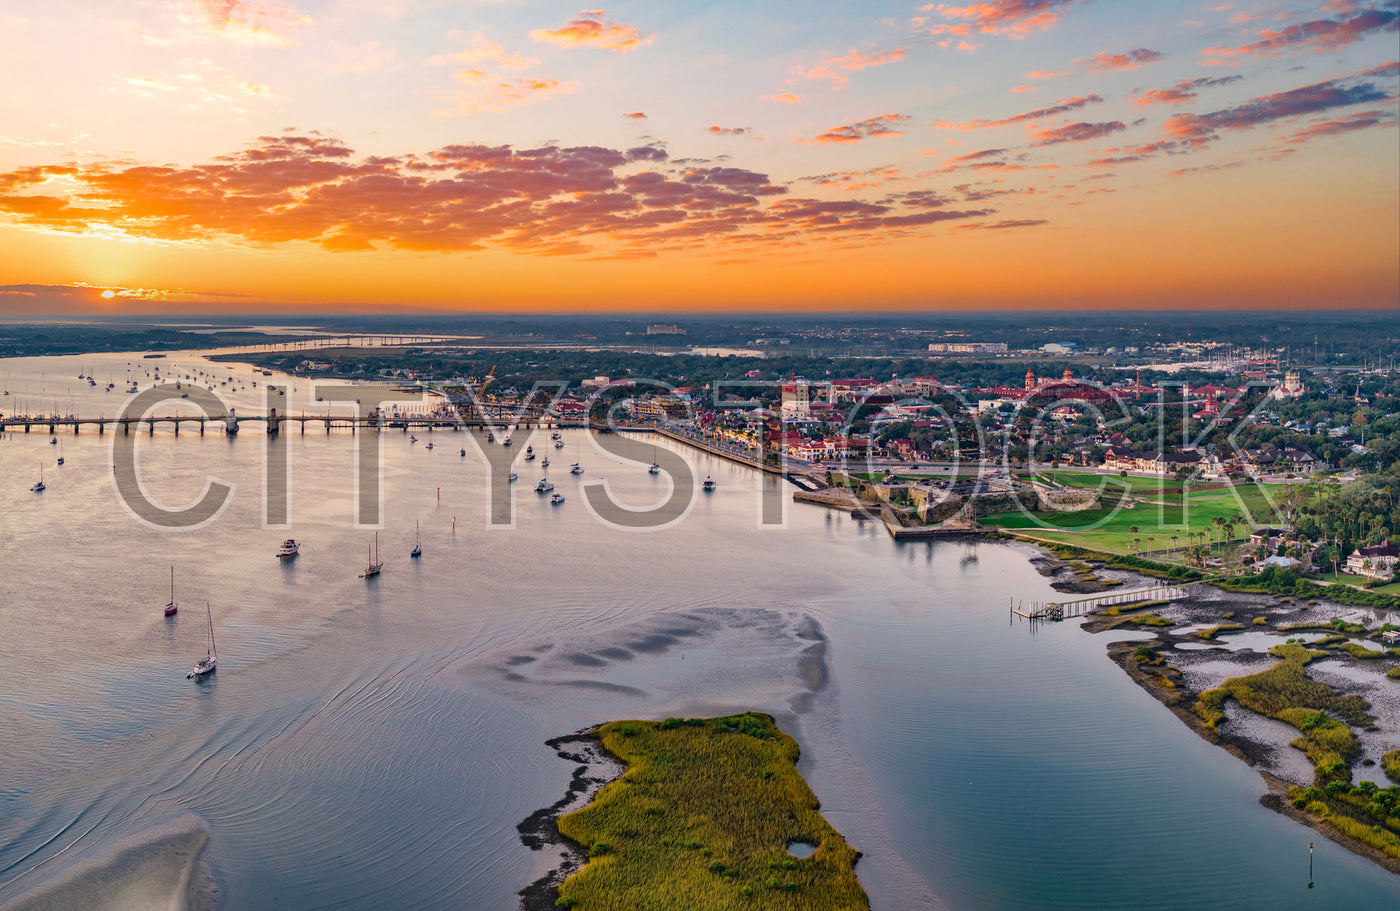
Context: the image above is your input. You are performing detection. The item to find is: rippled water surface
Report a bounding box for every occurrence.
[2,351,1398,909]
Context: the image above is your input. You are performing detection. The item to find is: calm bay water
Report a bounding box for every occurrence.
[2,351,1398,909]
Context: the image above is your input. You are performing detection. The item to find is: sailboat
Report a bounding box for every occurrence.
[363,533,383,578]
[30,464,45,492]
[186,602,216,678]
[56,442,64,466]
[410,521,422,558]
[649,446,660,474]
[164,566,178,616]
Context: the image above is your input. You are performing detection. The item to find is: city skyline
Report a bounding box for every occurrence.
[1,0,1397,314]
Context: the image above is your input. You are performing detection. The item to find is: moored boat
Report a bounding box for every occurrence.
[186,602,217,678]
[164,565,178,616]
[276,538,300,558]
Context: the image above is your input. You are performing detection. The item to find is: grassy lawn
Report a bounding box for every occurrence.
[1317,571,1375,587]
[983,482,1286,555]
[555,713,868,911]
[1041,470,1186,493]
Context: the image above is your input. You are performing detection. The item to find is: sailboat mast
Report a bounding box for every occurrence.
[206,601,216,657]
[170,566,174,603]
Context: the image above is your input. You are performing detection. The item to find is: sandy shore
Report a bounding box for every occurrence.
[0,814,213,911]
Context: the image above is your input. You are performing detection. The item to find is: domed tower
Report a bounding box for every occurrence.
[1063,367,1073,382]
[1025,368,1036,391]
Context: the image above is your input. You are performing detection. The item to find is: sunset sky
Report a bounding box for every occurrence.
[1,0,1396,313]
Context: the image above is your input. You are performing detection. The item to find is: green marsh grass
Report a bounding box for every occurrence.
[555,713,869,911]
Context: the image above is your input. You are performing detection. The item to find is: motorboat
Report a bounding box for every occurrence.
[570,462,583,475]
[550,493,565,505]
[703,476,716,491]
[276,538,300,558]
[535,478,554,492]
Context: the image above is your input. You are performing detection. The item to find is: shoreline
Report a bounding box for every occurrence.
[1106,636,1400,876]
[1033,542,1400,876]
[516,729,626,911]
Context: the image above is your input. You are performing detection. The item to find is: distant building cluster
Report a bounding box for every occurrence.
[927,342,1007,354]
[646,324,685,335]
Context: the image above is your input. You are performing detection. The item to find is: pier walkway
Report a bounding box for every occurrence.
[1012,580,1201,622]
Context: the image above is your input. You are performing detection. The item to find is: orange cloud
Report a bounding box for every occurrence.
[1083,47,1163,71]
[148,0,312,48]
[764,92,801,104]
[530,10,650,52]
[1201,7,1398,64]
[434,34,572,114]
[0,134,1000,258]
[1280,109,1396,144]
[794,47,907,88]
[914,0,1090,41]
[935,94,1102,130]
[1132,75,1241,108]
[708,125,752,136]
[624,111,647,120]
[1162,71,1393,147]
[803,115,913,144]
[1029,121,1126,145]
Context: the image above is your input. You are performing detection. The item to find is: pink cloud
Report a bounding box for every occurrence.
[1280,108,1396,144]
[914,0,1091,41]
[935,94,1102,130]
[804,114,913,144]
[530,10,650,52]
[708,125,752,136]
[795,47,907,88]
[1010,84,1035,93]
[1201,7,1398,64]
[1083,47,1163,71]
[1162,71,1394,147]
[1132,75,1241,108]
[1030,120,1126,145]
[764,92,802,104]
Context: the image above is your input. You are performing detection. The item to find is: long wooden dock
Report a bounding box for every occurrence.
[1012,580,1199,622]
